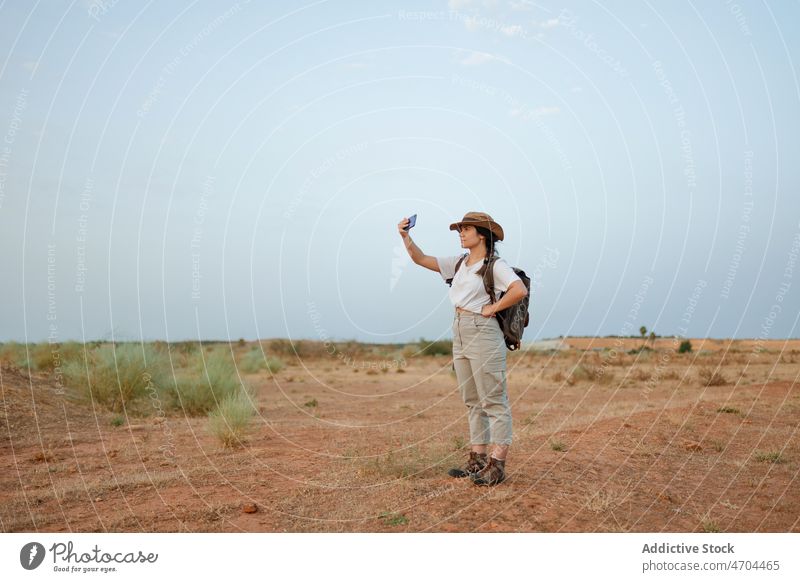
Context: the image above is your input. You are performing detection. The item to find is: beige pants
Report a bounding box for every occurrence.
[452,310,513,446]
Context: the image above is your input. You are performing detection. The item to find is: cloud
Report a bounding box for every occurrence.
[451,0,504,14]
[537,18,559,29]
[459,52,494,66]
[454,49,510,66]
[463,15,481,31]
[509,0,553,12]
[501,24,524,36]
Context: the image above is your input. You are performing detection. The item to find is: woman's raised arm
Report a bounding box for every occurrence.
[397,217,440,272]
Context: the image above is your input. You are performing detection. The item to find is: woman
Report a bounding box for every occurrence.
[397,211,528,486]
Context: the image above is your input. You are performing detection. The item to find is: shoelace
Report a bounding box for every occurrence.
[479,459,502,480]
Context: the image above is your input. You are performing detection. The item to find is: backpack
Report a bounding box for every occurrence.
[445,253,531,351]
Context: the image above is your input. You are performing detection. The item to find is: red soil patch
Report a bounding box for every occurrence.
[1,344,798,533]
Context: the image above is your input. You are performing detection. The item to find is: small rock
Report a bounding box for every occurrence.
[684,441,702,452]
[242,503,258,514]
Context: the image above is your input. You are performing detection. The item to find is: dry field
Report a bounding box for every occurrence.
[1,337,798,533]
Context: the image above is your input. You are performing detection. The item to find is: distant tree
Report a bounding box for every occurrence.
[639,326,647,340]
[649,331,656,345]
[678,340,692,354]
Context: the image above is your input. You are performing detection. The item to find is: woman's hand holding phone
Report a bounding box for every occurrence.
[397,214,416,238]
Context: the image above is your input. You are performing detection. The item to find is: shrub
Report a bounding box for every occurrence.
[63,343,171,412]
[170,351,245,415]
[754,451,785,464]
[627,346,653,355]
[207,388,256,448]
[266,357,283,373]
[416,338,452,357]
[28,343,55,371]
[663,369,680,380]
[0,341,28,368]
[569,364,614,384]
[698,367,727,386]
[239,349,284,374]
[170,341,200,355]
[265,339,294,356]
[678,340,692,354]
[401,344,419,359]
[716,406,740,415]
[18,341,86,373]
[379,512,408,526]
[239,349,266,373]
[294,340,329,359]
[600,351,628,367]
[54,341,86,366]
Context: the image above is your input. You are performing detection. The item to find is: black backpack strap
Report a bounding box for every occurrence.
[445,253,468,287]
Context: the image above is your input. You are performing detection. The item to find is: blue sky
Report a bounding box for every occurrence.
[0,0,798,344]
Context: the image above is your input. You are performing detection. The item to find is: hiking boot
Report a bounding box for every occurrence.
[471,456,505,486]
[447,451,488,478]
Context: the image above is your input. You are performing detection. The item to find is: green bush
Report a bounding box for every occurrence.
[416,338,452,357]
[63,343,171,412]
[0,341,28,368]
[170,341,200,355]
[171,351,244,415]
[265,356,283,373]
[627,346,653,355]
[27,341,86,372]
[28,343,54,371]
[678,340,692,353]
[239,349,284,374]
[207,388,256,448]
[265,339,328,359]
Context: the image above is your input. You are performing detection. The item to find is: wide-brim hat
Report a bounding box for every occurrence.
[449,211,504,241]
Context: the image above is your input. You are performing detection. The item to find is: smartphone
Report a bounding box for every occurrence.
[404,214,417,231]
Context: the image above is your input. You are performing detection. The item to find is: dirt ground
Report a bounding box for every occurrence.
[1,338,798,533]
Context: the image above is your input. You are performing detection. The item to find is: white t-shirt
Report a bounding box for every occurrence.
[436,254,522,313]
